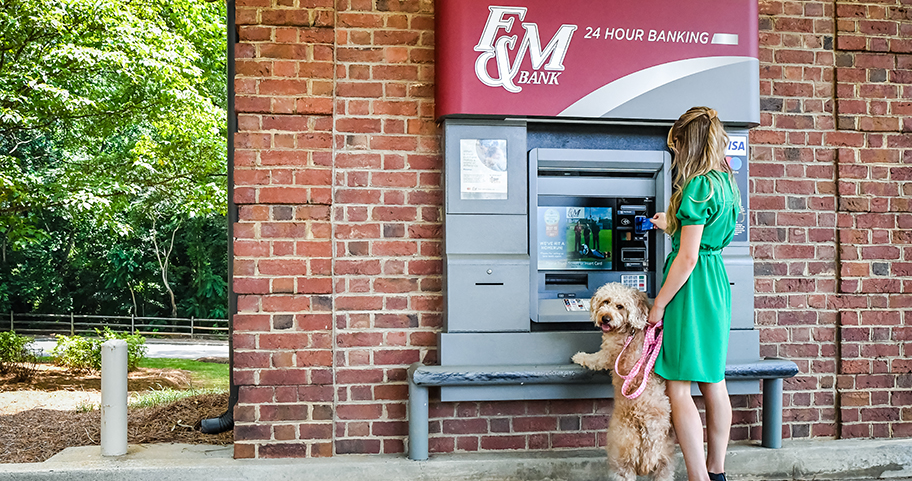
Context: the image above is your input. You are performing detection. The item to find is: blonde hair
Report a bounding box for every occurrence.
[665,106,732,235]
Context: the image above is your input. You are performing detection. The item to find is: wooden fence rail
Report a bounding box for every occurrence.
[1,312,229,339]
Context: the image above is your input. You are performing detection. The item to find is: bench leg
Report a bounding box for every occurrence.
[408,379,429,460]
[761,377,783,449]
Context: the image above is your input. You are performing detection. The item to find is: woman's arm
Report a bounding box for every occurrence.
[647,224,704,325]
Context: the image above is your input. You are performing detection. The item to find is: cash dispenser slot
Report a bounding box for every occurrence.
[545,273,587,286]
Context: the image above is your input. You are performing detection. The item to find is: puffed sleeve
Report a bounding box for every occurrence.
[676,175,716,226]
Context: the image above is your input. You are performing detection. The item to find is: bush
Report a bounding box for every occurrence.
[0,331,39,381]
[52,334,101,373]
[52,327,147,373]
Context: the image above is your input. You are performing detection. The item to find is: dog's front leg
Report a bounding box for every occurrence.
[572,350,613,371]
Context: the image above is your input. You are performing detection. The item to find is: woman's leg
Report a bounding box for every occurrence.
[698,380,732,474]
[666,380,709,481]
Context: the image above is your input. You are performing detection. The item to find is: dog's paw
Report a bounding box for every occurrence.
[571,352,588,366]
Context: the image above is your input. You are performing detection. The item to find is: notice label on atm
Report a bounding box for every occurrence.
[460,139,508,200]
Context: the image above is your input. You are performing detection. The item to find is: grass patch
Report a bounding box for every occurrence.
[128,387,227,409]
[137,358,229,390]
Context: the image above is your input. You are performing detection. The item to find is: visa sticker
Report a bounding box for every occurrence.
[726,136,747,156]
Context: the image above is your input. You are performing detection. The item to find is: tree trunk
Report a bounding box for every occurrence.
[152,217,181,318]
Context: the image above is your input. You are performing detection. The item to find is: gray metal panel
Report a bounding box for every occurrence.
[537,177,654,197]
[599,58,761,127]
[439,330,762,401]
[440,329,760,367]
[445,214,527,255]
[445,255,530,332]
[724,254,755,330]
[538,298,590,323]
[726,329,760,364]
[714,379,759,395]
[534,148,667,173]
[442,379,758,402]
[441,384,611,402]
[440,332,602,366]
[443,120,527,215]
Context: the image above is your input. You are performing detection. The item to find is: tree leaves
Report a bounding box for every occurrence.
[0,0,228,318]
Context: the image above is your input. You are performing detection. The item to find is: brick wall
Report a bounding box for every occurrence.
[332,0,439,455]
[230,0,912,458]
[754,0,912,441]
[232,0,336,458]
[831,0,912,438]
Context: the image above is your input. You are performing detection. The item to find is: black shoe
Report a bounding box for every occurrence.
[708,473,727,481]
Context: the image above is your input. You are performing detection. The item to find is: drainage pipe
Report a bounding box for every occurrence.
[201,0,238,435]
[101,339,128,456]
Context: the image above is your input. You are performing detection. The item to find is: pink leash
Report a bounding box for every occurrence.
[614,321,663,399]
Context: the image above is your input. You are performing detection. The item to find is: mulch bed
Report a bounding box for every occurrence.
[0,392,233,464]
[0,363,233,464]
[0,364,193,393]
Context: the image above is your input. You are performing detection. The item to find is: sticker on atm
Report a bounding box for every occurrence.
[725,135,747,172]
[564,298,591,312]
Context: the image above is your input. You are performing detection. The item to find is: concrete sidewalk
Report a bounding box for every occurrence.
[1,438,910,481]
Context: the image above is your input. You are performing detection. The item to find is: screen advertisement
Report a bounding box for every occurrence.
[537,206,612,270]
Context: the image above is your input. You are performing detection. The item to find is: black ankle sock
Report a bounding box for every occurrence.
[708,473,726,481]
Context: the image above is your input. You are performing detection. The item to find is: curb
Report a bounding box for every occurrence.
[0,438,910,481]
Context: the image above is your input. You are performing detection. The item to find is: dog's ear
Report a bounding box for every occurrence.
[629,289,650,330]
[589,291,600,325]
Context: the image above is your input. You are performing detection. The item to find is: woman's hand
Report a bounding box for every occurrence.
[647,303,665,326]
[651,212,667,231]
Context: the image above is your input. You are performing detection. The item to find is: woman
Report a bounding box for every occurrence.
[648,106,741,481]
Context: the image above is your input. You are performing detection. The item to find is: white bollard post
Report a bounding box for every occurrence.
[101,339,128,456]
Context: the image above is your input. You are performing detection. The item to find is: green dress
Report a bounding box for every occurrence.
[654,170,740,383]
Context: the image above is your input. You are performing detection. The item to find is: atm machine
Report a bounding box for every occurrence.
[437,0,759,401]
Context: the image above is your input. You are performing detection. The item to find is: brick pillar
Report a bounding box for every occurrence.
[332,0,440,455]
[753,1,840,442]
[232,0,336,458]
[833,0,912,439]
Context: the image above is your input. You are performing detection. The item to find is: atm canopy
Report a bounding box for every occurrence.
[435,0,760,126]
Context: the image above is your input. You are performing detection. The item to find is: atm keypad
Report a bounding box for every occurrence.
[621,274,648,292]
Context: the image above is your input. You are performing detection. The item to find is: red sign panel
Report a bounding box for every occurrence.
[436,0,759,122]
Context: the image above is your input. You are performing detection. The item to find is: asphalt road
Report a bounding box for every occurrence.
[31,338,228,360]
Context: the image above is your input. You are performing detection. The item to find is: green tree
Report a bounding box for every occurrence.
[0,0,228,319]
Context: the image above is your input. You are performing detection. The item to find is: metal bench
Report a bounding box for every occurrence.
[406,358,799,461]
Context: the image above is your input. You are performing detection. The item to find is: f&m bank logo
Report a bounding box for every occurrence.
[474,6,577,93]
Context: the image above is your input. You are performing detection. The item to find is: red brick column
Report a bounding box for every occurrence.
[754,0,912,442]
[332,0,440,454]
[232,0,335,458]
[832,0,912,439]
[752,0,840,441]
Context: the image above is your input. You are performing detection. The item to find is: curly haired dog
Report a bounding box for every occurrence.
[572,282,675,481]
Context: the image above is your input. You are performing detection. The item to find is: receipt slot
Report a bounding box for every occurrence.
[435,0,761,401]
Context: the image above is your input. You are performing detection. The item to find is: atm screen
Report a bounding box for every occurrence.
[537,200,613,270]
